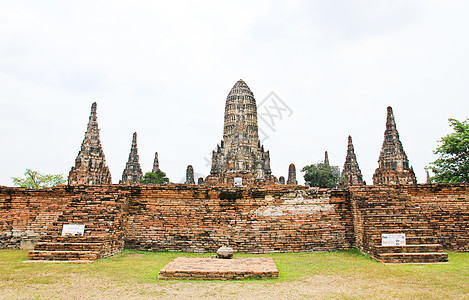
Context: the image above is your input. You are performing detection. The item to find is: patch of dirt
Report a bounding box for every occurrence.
[0,273,405,299]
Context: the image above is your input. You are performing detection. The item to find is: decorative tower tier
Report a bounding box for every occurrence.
[341,136,364,187]
[120,132,143,185]
[206,80,274,185]
[68,102,112,185]
[373,107,417,185]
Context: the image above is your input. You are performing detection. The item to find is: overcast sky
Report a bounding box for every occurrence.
[1,1,468,186]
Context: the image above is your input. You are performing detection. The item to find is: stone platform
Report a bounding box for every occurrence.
[158,257,279,280]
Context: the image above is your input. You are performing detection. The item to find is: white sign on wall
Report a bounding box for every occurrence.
[381,233,406,246]
[61,224,85,236]
[234,177,243,187]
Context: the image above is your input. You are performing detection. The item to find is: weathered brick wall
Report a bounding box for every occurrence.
[0,185,129,256]
[1,184,468,254]
[124,185,354,253]
[0,187,71,248]
[349,184,469,254]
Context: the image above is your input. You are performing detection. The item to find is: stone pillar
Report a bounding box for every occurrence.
[286,163,297,185]
[279,176,285,185]
[198,177,204,185]
[152,152,159,173]
[185,165,195,184]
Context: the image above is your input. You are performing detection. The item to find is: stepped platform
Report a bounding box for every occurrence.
[158,257,279,280]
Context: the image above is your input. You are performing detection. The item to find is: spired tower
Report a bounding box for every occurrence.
[373,107,417,185]
[341,136,364,187]
[206,80,274,185]
[68,102,112,185]
[120,132,143,185]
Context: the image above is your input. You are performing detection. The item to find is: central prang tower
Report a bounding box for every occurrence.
[206,79,275,185]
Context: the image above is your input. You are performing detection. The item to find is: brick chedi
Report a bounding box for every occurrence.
[120,132,143,185]
[287,163,298,185]
[185,165,195,184]
[68,102,112,185]
[341,136,364,187]
[373,107,417,185]
[152,152,159,173]
[206,80,274,185]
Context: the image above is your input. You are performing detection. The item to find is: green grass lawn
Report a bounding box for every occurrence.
[0,249,468,299]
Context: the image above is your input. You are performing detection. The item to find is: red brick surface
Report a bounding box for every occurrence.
[158,257,279,280]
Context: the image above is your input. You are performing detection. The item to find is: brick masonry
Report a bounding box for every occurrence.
[158,257,279,280]
[0,184,468,261]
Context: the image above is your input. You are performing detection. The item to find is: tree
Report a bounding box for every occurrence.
[427,118,469,183]
[12,169,66,188]
[139,169,170,184]
[301,163,341,188]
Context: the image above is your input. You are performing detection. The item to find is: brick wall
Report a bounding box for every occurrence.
[349,184,469,255]
[1,183,468,254]
[124,185,354,253]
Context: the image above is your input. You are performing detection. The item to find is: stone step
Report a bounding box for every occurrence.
[34,242,104,251]
[28,250,100,261]
[375,252,448,264]
[374,244,443,254]
[41,235,109,243]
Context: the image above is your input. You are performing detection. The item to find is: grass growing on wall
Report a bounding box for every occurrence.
[1,249,468,299]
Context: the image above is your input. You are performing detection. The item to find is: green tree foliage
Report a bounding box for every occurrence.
[428,118,469,183]
[139,170,170,185]
[12,169,66,188]
[301,163,341,188]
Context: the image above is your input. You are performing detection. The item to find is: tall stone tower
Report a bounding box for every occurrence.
[373,107,417,185]
[68,102,112,185]
[206,80,274,185]
[120,132,143,184]
[341,136,364,187]
[152,152,159,173]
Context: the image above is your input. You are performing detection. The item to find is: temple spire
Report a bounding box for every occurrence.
[206,79,273,185]
[341,136,364,187]
[324,151,330,165]
[286,163,298,185]
[152,152,159,173]
[373,106,417,185]
[120,132,143,184]
[68,102,112,185]
[185,165,195,184]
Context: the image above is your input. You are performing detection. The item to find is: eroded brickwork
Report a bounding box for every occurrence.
[120,132,143,184]
[341,136,364,187]
[373,107,416,185]
[68,103,112,185]
[1,184,467,261]
[207,80,274,185]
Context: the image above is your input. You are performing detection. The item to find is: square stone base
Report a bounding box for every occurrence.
[158,257,278,280]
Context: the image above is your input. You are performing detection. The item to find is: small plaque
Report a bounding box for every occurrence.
[234,177,243,187]
[61,224,85,236]
[381,233,406,246]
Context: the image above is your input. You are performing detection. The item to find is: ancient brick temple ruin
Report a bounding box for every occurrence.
[68,102,112,185]
[1,80,468,265]
[341,136,364,187]
[120,132,143,185]
[373,106,417,185]
[205,80,275,186]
